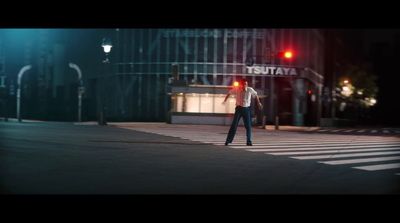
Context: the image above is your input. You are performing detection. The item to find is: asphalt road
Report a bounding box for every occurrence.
[1,121,399,194]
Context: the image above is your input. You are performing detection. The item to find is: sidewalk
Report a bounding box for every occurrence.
[109,122,320,132]
[6,118,397,132]
[2,118,321,131]
[109,122,400,136]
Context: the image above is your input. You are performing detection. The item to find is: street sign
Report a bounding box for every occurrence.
[9,81,14,95]
[78,86,85,94]
[0,76,5,88]
[323,87,329,106]
[324,87,329,94]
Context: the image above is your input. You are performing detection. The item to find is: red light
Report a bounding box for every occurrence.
[308,90,312,94]
[276,51,293,58]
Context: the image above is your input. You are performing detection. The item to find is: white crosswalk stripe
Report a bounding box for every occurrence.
[353,163,400,171]
[320,156,400,165]
[291,151,400,160]
[119,125,400,175]
[303,128,400,135]
[242,138,400,175]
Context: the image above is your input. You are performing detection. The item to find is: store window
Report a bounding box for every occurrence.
[173,93,235,114]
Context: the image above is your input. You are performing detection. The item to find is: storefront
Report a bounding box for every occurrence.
[167,84,267,125]
[102,28,325,125]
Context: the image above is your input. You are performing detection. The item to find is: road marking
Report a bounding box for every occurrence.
[353,163,400,171]
[291,151,400,160]
[233,143,400,150]
[319,156,400,165]
[237,140,400,146]
[267,147,400,156]
[306,128,400,135]
[208,138,400,148]
[331,129,345,132]
[246,146,400,153]
[120,126,400,175]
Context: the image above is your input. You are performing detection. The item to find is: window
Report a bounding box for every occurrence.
[173,93,235,114]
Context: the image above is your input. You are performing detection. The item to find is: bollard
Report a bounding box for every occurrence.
[275,116,279,130]
[262,115,266,129]
[98,112,104,125]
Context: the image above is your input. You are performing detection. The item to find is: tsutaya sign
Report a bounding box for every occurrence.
[246,66,298,76]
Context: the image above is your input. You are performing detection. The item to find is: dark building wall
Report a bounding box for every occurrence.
[0,29,328,125]
[99,29,326,125]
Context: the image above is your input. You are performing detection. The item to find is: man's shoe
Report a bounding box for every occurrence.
[225,142,229,146]
[246,143,253,146]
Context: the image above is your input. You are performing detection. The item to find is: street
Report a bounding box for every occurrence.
[1,121,399,194]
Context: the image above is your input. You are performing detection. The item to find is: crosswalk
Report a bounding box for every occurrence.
[301,128,400,135]
[118,125,400,176]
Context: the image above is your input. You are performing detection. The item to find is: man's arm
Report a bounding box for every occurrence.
[255,95,263,110]
[250,88,263,110]
[222,93,230,104]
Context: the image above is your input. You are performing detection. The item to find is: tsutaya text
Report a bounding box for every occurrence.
[246,66,298,76]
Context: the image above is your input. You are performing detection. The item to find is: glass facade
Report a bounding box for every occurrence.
[97,28,324,125]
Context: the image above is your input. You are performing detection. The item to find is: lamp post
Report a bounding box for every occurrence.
[99,37,112,125]
[16,65,32,122]
[68,63,84,122]
[341,79,353,97]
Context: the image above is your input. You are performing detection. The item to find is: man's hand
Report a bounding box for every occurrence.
[255,95,263,110]
[257,102,263,110]
[222,93,230,105]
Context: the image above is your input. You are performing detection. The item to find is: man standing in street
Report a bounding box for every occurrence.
[222,78,263,146]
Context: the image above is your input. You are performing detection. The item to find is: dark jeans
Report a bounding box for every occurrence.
[226,106,251,144]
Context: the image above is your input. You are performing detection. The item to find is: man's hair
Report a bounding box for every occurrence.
[240,78,247,86]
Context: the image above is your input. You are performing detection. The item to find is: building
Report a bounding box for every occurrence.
[1,29,328,126]
[102,29,325,126]
[0,29,77,122]
[0,36,7,120]
[322,29,369,127]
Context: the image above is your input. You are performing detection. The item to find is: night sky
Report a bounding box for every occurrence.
[363,29,399,51]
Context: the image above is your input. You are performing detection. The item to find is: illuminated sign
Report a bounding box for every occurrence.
[246,66,298,76]
[162,29,265,39]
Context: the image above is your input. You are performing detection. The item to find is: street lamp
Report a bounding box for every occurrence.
[102,37,112,61]
[99,37,112,125]
[341,79,353,97]
[68,63,84,122]
[16,65,32,122]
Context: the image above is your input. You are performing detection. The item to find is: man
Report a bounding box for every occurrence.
[222,78,263,146]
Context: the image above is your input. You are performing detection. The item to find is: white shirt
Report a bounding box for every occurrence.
[229,86,257,107]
